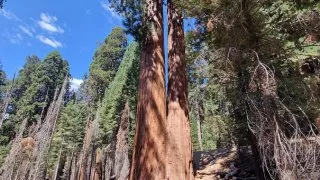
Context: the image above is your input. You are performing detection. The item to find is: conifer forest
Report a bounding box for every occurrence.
[1,0,320,179]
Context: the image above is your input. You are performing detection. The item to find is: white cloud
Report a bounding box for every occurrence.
[19,25,33,37]
[36,35,62,48]
[37,13,64,33]
[10,39,20,44]
[0,9,20,21]
[101,1,121,19]
[16,33,22,40]
[70,78,83,91]
[40,13,57,23]
[9,33,23,44]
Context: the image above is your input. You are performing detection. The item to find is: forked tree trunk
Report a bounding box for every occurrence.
[166,0,194,179]
[129,0,166,179]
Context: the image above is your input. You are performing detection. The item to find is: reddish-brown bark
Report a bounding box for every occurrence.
[166,0,194,179]
[78,117,94,180]
[129,0,166,179]
[114,102,130,180]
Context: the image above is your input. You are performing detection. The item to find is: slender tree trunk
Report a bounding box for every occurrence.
[69,154,78,180]
[78,117,94,180]
[166,0,194,179]
[52,143,63,180]
[129,0,166,179]
[195,101,203,151]
[114,101,130,180]
[104,144,114,180]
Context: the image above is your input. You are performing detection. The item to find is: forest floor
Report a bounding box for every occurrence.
[194,146,257,180]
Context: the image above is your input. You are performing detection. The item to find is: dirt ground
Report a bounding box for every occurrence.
[194,147,257,180]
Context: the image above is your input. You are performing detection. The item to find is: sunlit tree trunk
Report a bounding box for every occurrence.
[166,0,194,179]
[129,0,166,179]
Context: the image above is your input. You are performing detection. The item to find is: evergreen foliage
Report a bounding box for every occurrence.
[15,51,69,126]
[88,27,128,103]
[47,100,87,177]
[100,42,140,144]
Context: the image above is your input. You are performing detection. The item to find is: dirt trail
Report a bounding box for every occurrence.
[194,147,257,180]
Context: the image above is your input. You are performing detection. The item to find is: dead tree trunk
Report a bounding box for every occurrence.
[0,118,28,180]
[78,117,94,180]
[0,76,68,180]
[90,148,102,180]
[129,0,166,179]
[28,75,68,180]
[114,101,130,180]
[69,154,78,180]
[52,142,63,180]
[166,0,194,179]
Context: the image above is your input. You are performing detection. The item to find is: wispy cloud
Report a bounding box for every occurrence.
[100,1,121,19]
[70,78,83,91]
[0,9,20,21]
[19,25,34,37]
[36,35,62,48]
[9,33,23,44]
[37,13,64,33]
[85,9,91,15]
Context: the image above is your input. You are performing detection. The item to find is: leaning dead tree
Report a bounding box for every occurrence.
[0,75,68,180]
[28,75,68,180]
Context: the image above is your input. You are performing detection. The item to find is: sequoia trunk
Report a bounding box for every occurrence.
[129,0,166,179]
[166,0,194,179]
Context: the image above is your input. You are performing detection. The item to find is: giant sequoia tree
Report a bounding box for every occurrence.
[128,0,166,179]
[166,0,194,179]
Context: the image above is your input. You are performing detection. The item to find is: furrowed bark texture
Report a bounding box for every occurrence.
[129,0,166,179]
[167,0,194,179]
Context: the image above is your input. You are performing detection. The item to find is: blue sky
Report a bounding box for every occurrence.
[0,0,124,89]
[0,0,196,90]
